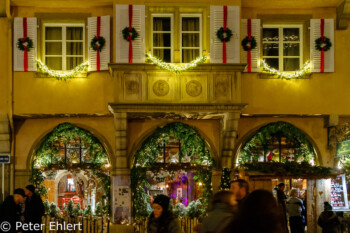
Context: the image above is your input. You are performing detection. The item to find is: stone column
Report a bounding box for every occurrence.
[111,112,132,224]
[221,112,240,169]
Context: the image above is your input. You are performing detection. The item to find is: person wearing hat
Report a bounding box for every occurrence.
[24,185,45,233]
[147,194,181,233]
[0,188,26,233]
[317,202,341,233]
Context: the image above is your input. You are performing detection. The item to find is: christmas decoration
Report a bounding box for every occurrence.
[315,36,332,52]
[146,54,207,73]
[17,37,33,52]
[261,60,310,80]
[122,27,139,42]
[241,36,257,51]
[216,27,233,42]
[219,168,231,190]
[35,59,89,80]
[131,122,214,218]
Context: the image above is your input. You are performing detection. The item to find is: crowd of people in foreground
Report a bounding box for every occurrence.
[0,185,45,233]
[148,180,345,233]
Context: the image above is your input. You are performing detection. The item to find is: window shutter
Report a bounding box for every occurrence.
[241,19,260,72]
[88,16,110,71]
[13,17,37,71]
[210,6,240,63]
[115,4,145,63]
[310,19,334,73]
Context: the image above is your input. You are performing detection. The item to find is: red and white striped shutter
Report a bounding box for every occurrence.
[13,17,37,71]
[310,19,334,73]
[210,6,240,63]
[115,5,145,63]
[241,19,260,72]
[88,16,110,71]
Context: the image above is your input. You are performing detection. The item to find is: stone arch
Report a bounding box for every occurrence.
[233,121,321,166]
[128,121,219,169]
[26,122,114,170]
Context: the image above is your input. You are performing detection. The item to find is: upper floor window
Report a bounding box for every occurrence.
[43,23,85,71]
[262,25,303,71]
[181,14,202,63]
[152,15,173,63]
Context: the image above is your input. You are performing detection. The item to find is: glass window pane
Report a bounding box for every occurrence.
[263,28,279,42]
[153,17,171,31]
[182,49,199,63]
[263,43,279,56]
[153,49,171,62]
[283,28,300,41]
[66,42,83,55]
[182,17,200,31]
[45,57,62,70]
[66,27,83,40]
[284,58,299,71]
[182,33,200,47]
[265,58,279,70]
[153,33,171,47]
[45,42,62,55]
[67,57,83,70]
[283,43,300,56]
[45,27,62,40]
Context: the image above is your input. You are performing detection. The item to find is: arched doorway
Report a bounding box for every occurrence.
[238,121,316,165]
[131,122,214,218]
[30,122,111,216]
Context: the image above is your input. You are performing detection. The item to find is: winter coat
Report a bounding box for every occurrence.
[200,203,237,233]
[317,211,341,233]
[286,197,304,217]
[24,193,45,232]
[0,195,22,233]
[147,211,181,233]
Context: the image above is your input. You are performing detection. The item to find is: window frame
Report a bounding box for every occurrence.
[42,22,85,71]
[262,24,303,72]
[151,13,174,63]
[180,13,202,63]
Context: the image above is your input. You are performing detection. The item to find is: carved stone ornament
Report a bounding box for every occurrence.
[153,80,170,96]
[186,80,202,97]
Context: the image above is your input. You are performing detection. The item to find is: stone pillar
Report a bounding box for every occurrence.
[221,112,240,169]
[0,113,10,200]
[111,112,132,224]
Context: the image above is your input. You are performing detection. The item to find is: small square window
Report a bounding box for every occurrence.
[263,25,303,72]
[43,23,85,71]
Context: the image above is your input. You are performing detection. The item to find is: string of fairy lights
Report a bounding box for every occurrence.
[260,60,311,80]
[36,59,89,80]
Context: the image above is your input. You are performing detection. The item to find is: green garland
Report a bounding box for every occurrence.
[36,59,88,80]
[241,161,333,178]
[261,60,310,80]
[30,122,111,215]
[240,121,315,164]
[131,122,214,218]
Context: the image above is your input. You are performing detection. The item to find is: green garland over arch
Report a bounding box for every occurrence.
[131,122,214,218]
[239,121,316,164]
[30,122,111,215]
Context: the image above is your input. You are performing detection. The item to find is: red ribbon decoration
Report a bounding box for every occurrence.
[223,6,227,64]
[247,19,252,72]
[320,19,325,73]
[128,5,133,63]
[96,16,101,71]
[23,17,28,71]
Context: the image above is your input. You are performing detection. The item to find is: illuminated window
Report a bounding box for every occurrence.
[152,15,173,63]
[262,25,303,71]
[43,23,85,70]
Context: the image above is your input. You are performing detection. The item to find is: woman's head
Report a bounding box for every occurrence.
[212,190,236,207]
[152,194,170,219]
[290,188,300,197]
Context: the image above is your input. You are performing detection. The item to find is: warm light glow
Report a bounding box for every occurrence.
[261,60,310,80]
[36,59,89,80]
[199,182,203,186]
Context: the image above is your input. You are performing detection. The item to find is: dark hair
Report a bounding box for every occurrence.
[231,189,284,233]
[231,179,249,193]
[211,191,234,208]
[278,183,285,188]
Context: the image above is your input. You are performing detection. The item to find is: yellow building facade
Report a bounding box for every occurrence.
[1,0,350,232]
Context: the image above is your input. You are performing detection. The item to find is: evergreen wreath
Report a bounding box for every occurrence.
[241,36,257,51]
[122,27,139,42]
[90,36,106,52]
[17,37,33,51]
[315,36,332,51]
[216,27,233,42]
